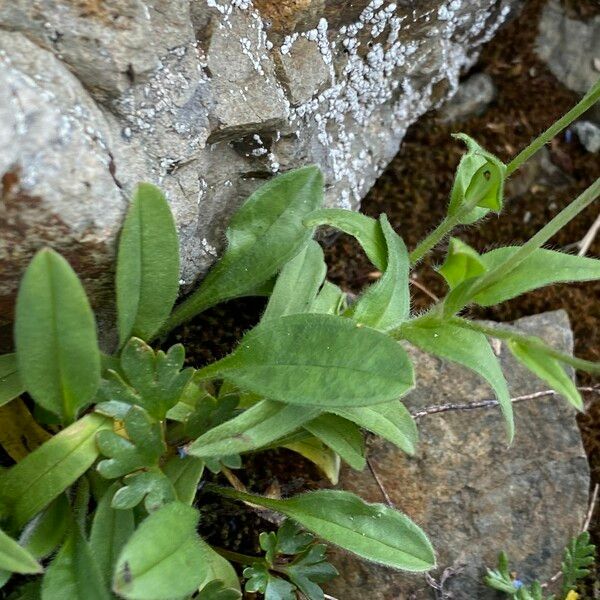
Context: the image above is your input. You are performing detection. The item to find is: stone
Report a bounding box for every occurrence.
[325,311,590,600]
[0,0,520,320]
[437,72,496,122]
[536,0,600,118]
[572,120,600,153]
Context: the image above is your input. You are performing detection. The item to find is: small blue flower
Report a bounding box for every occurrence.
[513,579,523,589]
[177,446,188,458]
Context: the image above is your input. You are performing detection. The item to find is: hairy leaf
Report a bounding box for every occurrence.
[352,215,410,331]
[198,314,414,408]
[211,487,435,572]
[0,354,24,408]
[333,400,418,456]
[561,531,595,595]
[19,495,70,560]
[164,166,324,331]
[89,483,135,584]
[284,438,341,485]
[116,183,180,344]
[508,341,582,410]
[188,400,320,457]
[303,208,386,270]
[112,471,176,513]
[163,456,205,505]
[438,238,487,289]
[473,248,600,306]
[305,414,365,471]
[15,249,100,422]
[0,414,110,528]
[401,319,514,442]
[262,240,326,321]
[100,339,193,421]
[0,529,42,575]
[113,502,207,600]
[309,281,346,315]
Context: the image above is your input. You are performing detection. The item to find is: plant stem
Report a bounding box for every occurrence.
[506,78,600,177]
[212,546,265,566]
[460,177,600,309]
[450,317,600,375]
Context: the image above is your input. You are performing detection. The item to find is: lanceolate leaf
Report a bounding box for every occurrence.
[309,281,346,315]
[0,354,24,408]
[188,400,321,458]
[0,529,42,575]
[304,414,365,471]
[163,456,205,505]
[164,166,324,332]
[262,240,326,322]
[19,495,70,560]
[508,341,582,410]
[41,528,110,600]
[0,414,110,528]
[401,319,514,442]
[473,248,600,306]
[89,483,135,585]
[303,208,387,270]
[197,538,241,594]
[333,401,418,456]
[284,438,341,485]
[210,487,435,572]
[113,502,207,600]
[15,249,100,422]
[197,314,414,408]
[352,215,410,331]
[116,183,180,344]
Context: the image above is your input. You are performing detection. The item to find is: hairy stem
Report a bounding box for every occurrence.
[450,317,600,375]
[506,78,600,177]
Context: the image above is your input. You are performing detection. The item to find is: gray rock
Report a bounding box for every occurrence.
[573,120,600,153]
[536,0,600,119]
[437,72,496,122]
[326,310,589,600]
[0,0,519,319]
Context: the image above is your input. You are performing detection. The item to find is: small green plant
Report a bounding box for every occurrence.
[0,79,599,599]
[485,531,596,600]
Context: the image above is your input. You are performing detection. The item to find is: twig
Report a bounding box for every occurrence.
[411,387,600,420]
[409,276,440,302]
[366,456,395,508]
[323,595,340,600]
[577,211,600,256]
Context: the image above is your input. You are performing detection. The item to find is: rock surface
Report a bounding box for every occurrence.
[573,120,600,153]
[325,310,590,600]
[0,0,519,318]
[536,0,600,118]
[437,72,496,122]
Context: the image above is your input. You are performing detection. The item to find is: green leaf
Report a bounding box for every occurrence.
[283,544,338,600]
[284,438,340,485]
[438,238,487,289]
[508,341,582,410]
[0,529,42,575]
[116,183,180,345]
[262,240,327,322]
[0,354,24,408]
[0,414,110,529]
[196,538,241,594]
[472,248,600,306]
[303,208,386,270]
[332,400,418,456]
[309,281,346,315]
[41,528,110,600]
[304,414,365,471]
[210,487,435,572]
[401,319,514,442]
[352,215,410,331]
[244,563,296,600]
[198,314,414,408]
[163,456,204,505]
[112,471,176,513]
[113,502,207,600]
[447,134,506,224]
[561,531,595,595]
[484,552,519,594]
[164,166,324,332]
[15,248,100,422]
[19,495,70,560]
[89,483,135,585]
[188,400,320,457]
[198,581,241,600]
[100,339,193,421]
[97,406,166,479]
